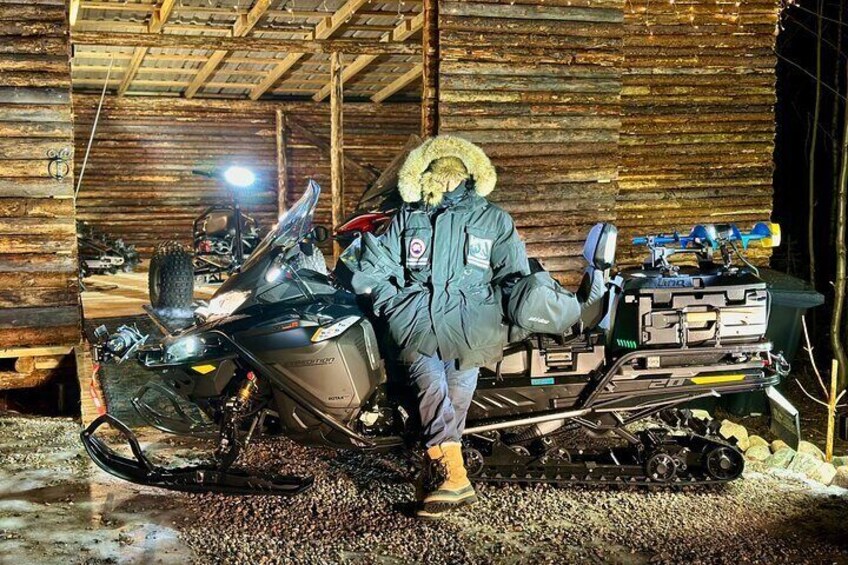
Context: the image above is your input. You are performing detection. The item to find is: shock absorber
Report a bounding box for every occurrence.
[215,371,259,470]
[237,371,259,405]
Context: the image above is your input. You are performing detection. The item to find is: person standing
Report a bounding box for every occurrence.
[351,136,531,518]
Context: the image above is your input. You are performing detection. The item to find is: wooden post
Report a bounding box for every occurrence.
[421,0,439,137]
[827,359,838,462]
[276,109,288,216]
[330,51,345,263]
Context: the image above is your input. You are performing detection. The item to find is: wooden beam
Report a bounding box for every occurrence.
[313,12,424,102]
[117,46,148,96]
[371,63,423,103]
[69,0,81,26]
[330,52,344,263]
[421,0,438,136]
[184,50,228,99]
[276,109,288,215]
[313,55,375,102]
[249,0,372,100]
[185,0,276,98]
[0,346,74,359]
[149,0,177,34]
[116,0,177,95]
[71,32,420,56]
[233,0,275,37]
[286,117,378,183]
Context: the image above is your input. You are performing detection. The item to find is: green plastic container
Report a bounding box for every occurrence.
[720,268,824,416]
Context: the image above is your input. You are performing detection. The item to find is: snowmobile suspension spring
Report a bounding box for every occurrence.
[237,372,259,404]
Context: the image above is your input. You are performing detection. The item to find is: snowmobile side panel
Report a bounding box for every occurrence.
[81,414,313,496]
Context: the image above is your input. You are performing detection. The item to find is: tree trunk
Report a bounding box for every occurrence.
[832,66,848,390]
[808,0,823,287]
[831,0,844,239]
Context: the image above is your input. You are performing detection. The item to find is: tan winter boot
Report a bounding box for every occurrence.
[416,442,477,519]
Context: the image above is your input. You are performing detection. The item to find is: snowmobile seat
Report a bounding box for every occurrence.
[203,210,232,236]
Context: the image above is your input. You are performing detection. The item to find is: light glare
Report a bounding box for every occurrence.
[223,166,256,188]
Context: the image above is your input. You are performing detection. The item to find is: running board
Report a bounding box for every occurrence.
[81,414,313,496]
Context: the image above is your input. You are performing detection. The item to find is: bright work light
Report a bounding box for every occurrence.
[223,166,256,188]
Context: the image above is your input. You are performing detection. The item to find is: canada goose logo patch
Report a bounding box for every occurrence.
[407,237,428,267]
[409,238,426,259]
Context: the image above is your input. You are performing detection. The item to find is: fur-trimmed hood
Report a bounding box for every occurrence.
[397,135,496,205]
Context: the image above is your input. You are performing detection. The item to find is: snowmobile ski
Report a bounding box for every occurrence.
[81,414,313,496]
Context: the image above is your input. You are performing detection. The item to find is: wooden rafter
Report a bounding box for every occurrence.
[117,46,148,96]
[312,12,423,102]
[148,0,176,34]
[248,0,371,101]
[371,63,422,103]
[185,0,275,98]
[116,0,176,96]
[72,32,419,56]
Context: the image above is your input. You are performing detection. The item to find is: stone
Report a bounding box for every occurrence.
[808,462,838,485]
[797,441,826,461]
[719,420,750,451]
[745,445,771,462]
[787,452,823,477]
[764,447,796,469]
[748,435,769,449]
[833,466,848,488]
[831,455,848,467]
[771,439,789,453]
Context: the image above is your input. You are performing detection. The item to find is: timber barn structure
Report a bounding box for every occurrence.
[0,0,781,394]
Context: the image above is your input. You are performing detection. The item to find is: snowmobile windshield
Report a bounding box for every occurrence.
[240,180,321,272]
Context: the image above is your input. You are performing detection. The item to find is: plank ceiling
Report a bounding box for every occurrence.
[70,0,423,100]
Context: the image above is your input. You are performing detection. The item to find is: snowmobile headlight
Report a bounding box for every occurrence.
[311,316,361,343]
[165,334,230,362]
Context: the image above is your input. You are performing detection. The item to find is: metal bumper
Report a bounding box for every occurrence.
[132,381,218,438]
[80,413,313,496]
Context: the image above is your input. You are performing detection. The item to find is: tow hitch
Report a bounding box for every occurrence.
[81,413,313,496]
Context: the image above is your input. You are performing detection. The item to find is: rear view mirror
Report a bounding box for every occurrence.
[310,226,330,243]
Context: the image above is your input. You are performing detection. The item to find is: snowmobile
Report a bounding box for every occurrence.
[82,180,797,496]
[77,222,141,279]
[148,167,264,310]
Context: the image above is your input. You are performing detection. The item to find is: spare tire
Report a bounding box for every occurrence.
[149,241,194,310]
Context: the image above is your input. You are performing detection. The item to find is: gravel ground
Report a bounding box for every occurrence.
[2,413,848,565]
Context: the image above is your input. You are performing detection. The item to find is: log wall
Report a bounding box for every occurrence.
[617,0,777,265]
[0,0,80,350]
[437,0,778,284]
[73,96,419,256]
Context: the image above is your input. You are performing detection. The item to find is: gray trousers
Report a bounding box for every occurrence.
[409,353,479,448]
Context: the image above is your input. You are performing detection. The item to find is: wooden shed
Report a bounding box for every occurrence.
[0,0,782,393]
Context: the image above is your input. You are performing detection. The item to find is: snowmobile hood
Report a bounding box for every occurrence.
[398,135,496,206]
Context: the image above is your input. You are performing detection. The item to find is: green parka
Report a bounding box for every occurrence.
[350,136,530,369]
